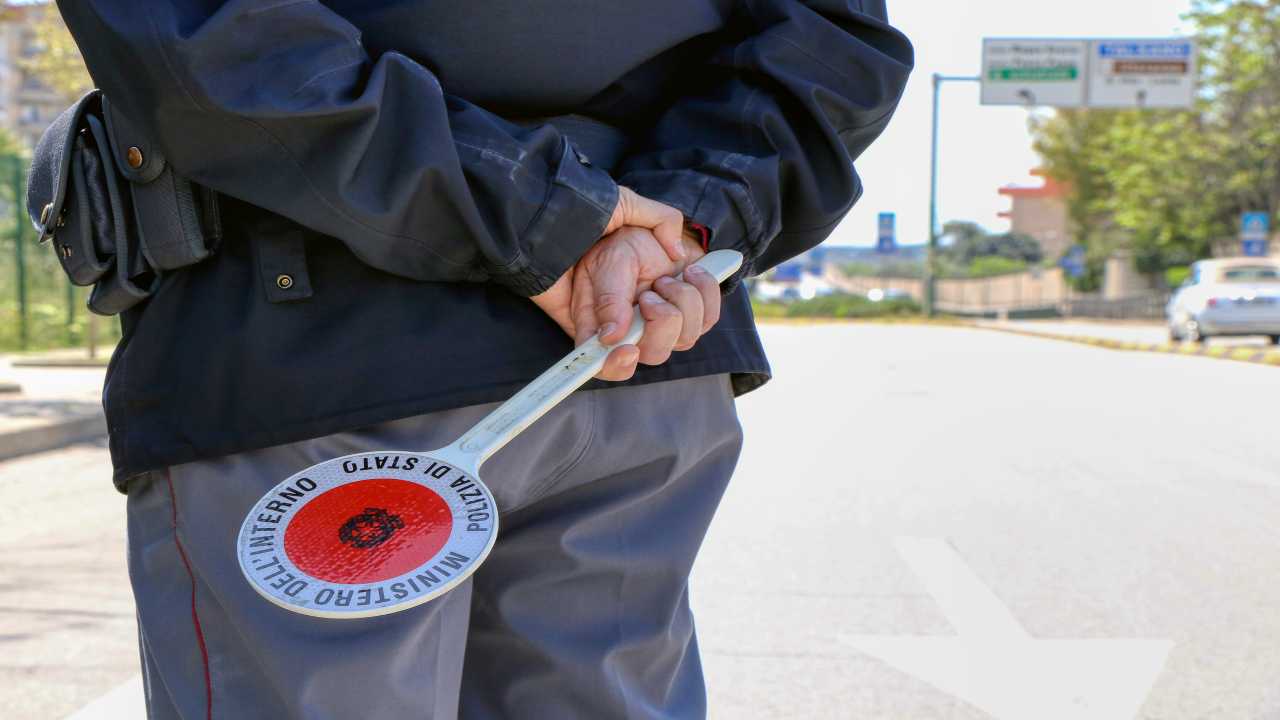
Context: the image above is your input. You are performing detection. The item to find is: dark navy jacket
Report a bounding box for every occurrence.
[55,0,913,487]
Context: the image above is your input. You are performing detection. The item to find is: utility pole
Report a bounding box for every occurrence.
[925,73,981,317]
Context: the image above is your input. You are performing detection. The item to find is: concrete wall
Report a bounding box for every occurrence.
[829,258,1168,317]
[1007,195,1072,261]
[830,267,1078,313]
[1103,253,1157,298]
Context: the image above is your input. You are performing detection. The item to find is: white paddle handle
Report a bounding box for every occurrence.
[446,250,743,467]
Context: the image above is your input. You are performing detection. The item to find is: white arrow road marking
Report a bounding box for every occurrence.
[65,675,144,720]
[841,537,1173,720]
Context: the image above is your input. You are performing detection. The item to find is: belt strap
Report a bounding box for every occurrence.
[517,114,630,174]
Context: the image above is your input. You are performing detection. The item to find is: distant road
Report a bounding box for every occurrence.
[0,441,134,720]
[8,324,1280,719]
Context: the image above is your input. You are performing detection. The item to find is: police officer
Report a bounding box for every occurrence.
[53,1,912,717]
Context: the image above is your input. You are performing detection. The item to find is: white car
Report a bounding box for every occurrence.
[1167,258,1280,344]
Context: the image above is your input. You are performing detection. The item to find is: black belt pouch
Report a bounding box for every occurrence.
[27,90,220,315]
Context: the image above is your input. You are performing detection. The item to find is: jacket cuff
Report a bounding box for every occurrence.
[617,169,760,292]
[496,137,618,297]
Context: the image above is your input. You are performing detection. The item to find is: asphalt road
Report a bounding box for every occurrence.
[5,324,1280,719]
[0,440,135,719]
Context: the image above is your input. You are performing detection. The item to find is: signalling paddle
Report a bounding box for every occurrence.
[237,250,743,619]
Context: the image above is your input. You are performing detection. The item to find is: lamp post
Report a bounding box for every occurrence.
[925,73,981,317]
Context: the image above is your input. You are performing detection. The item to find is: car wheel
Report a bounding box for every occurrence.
[1183,319,1203,343]
[1269,335,1280,346]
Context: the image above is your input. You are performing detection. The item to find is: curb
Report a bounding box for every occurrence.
[11,358,110,368]
[0,412,108,462]
[979,325,1280,368]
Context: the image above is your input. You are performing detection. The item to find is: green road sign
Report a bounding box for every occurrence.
[988,66,1079,82]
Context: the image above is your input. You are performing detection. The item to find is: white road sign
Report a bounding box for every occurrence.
[981,39,1087,107]
[843,538,1174,720]
[1088,39,1196,108]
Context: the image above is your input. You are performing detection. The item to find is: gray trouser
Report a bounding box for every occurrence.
[125,374,742,719]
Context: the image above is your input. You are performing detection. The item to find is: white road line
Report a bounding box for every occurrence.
[64,675,144,720]
[893,537,1031,641]
[842,537,1174,720]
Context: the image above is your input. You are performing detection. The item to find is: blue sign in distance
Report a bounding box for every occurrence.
[1059,245,1087,278]
[1241,212,1270,257]
[1096,41,1192,59]
[876,212,896,254]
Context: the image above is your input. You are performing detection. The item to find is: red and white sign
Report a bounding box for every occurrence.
[237,452,498,619]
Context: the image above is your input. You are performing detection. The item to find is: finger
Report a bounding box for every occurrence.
[683,263,722,333]
[635,290,682,366]
[592,263,639,347]
[653,276,704,351]
[617,188,685,263]
[597,344,640,381]
[570,264,598,346]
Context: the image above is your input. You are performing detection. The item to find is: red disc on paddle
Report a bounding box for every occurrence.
[283,478,452,584]
[239,452,498,619]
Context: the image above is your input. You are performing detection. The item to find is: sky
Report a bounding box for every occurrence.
[827,0,1194,248]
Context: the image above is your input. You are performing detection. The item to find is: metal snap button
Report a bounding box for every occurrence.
[275,274,294,290]
[126,146,144,169]
[574,148,592,167]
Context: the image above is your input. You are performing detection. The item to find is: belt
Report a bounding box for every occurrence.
[516,113,631,174]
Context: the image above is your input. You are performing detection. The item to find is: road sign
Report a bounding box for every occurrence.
[1088,39,1196,108]
[1059,245,1087,278]
[981,39,1087,107]
[1242,212,1270,257]
[877,212,896,254]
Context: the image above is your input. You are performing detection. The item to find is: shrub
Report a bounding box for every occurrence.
[752,293,921,319]
[1165,265,1191,288]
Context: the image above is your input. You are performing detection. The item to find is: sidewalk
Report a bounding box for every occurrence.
[977,319,1280,367]
[0,352,107,461]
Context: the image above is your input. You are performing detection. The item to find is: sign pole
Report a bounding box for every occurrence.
[926,74,980,317]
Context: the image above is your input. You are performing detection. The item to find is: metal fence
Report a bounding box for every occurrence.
[1059,293,1171,321]
[0,151,116,353]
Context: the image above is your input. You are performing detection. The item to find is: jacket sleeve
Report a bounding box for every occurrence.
[55,0,620,297]
[615,0,913,285]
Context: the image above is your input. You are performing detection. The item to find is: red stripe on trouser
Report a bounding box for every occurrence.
[166,470,213,720]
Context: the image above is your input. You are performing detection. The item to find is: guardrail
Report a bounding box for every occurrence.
[1059,293,1171,320]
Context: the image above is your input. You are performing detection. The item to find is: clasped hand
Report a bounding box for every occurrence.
[532,187,722,381]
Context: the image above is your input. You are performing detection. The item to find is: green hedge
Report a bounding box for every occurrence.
[752,293,921,319]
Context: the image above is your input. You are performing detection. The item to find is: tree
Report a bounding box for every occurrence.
[18,2,92,102]
[1032,0,1280,281]
[1029,109,1119,291]
[940,221,1044,265]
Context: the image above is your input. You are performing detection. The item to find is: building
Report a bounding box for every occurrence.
[0,2,70,149]
[997,169,1071,261]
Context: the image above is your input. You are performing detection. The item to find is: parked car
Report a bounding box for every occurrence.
[1166,258,1280,344]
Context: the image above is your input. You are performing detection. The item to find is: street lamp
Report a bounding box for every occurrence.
[926,73,981,317]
